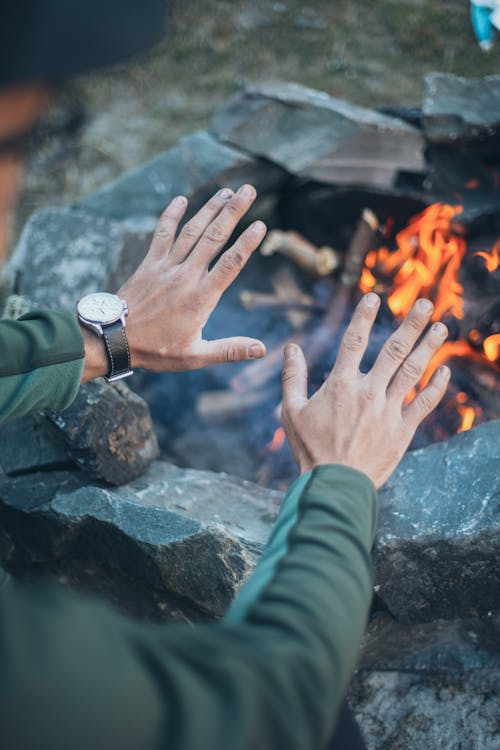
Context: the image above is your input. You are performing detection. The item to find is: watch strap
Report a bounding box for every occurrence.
[102,320,133,382]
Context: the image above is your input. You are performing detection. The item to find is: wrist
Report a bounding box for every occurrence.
[79,324,108,383]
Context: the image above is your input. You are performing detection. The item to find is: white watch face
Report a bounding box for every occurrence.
[77,293,124,324]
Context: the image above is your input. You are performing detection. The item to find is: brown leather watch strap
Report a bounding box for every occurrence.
[102,320,133,382]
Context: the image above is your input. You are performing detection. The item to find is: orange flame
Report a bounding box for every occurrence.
[458,408,475,432]
[359,267,376,293]
[419,341,474,389]
[474,242,500,272]
[267,427,286,452]
[483,334,500,363]
[361,204,466,321]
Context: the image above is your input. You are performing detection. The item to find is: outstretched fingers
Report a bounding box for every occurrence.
[168,188,237,264]
[369,298,434,388]
[281,343,309,417]
[147,196,189,261]
[387,321,448,403]
[204,220,267,303]
[180,184,258,269]
[403,366,450,429]
[329,293,380,381]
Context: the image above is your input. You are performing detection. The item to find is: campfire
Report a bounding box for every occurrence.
[147,198,496,490]
[136,79,500,490]
[222,201,499,482]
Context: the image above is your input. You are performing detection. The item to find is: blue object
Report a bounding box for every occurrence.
[471,2,495,49]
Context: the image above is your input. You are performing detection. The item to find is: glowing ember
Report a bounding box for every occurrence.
[267,427,286,453]
[456,392,476,433]
[360,204,466,321]
[474,242,500,273]
[483,334,500,363]
[359,267,376,294]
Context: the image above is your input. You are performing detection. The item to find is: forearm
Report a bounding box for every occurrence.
[0,309,84,423]
[226,464,377,743]
[0,467,377,750]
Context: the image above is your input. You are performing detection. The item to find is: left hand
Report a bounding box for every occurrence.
[81,184,267,381]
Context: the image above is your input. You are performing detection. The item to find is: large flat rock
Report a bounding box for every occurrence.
[79,130,286,221]
[213,81,424,188]
[374,420,500,623]
[7,207,150,309]
[423,72,500,146]
[0,461,282,620]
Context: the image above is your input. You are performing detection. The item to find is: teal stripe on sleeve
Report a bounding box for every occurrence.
[226,470,313,623]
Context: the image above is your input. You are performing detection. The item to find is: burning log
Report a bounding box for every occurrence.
[196,387,275,423]
[341,209,379,286]
[239,290,324,313]
[272,266,321,330]
[260,230,340,277]
[305,209,380,369]
[231,209,379,393]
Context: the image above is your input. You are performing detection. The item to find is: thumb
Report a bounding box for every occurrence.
[281,343,308,414]
[199,337,266,366]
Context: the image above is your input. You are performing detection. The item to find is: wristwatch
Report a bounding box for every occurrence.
[77,292,133,383]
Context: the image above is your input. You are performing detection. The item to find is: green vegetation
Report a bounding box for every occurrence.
[17,1,500,233]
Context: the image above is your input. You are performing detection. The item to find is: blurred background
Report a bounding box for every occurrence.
[16,0,500,236]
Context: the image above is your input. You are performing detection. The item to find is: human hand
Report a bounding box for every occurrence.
[280,293,450,488]
[81,185,267,381]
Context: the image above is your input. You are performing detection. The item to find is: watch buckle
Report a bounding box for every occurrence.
[105,369,134,383]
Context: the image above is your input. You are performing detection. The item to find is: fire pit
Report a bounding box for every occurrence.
[1,74,499,750]
[7,78,499,491]
[133,82,500,490]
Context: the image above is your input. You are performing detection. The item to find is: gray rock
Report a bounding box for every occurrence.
[47,380,159,486]
[352,611,500,748]
[79,130,286,222]
[114,460,282,546]
[0,461,282,619]
[374,420,500,624]
[0,414,70,476]
[7,207,151,310]
[360,613,500,674]
[423,72,500,145]
[213,81,424,188]
[350,669,500,750]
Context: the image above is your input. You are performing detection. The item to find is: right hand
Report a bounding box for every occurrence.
[281,293,451,488]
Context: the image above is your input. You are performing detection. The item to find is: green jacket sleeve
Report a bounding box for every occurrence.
[0,465,377,750]
[0,308,84,423]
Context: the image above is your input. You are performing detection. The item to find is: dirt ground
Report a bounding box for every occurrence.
[16,0,500,235]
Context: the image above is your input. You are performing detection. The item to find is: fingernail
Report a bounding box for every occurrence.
[217,188,233,200]
[237,184,256,199]
[418,298,433,313]
[250,220,266,233]
[432,322,448,338]
[365,293,379,308]
[248,343,264,359]
[285,343,297,359]
[438,365,450,379]
[173,195,187,206]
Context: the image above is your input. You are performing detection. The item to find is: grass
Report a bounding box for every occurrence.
[16,0,500,230]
